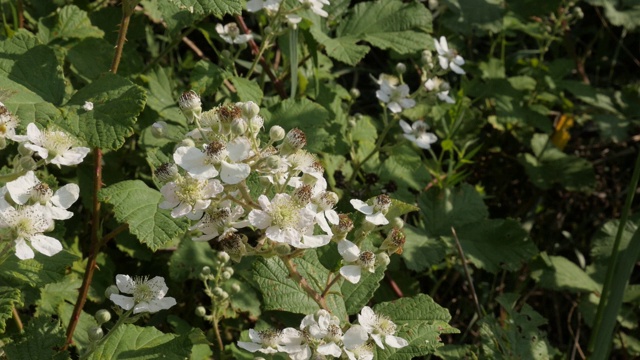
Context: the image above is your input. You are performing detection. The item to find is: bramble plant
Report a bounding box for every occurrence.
[1,0,640,359]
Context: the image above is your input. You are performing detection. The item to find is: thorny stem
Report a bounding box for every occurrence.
[63,4,133,351]
[321,273,342,298]
[283,256,328,311]
[234,15,287,99]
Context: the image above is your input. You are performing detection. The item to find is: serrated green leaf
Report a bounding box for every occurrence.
[0,286,23,332]
[0,30,64,124]
[530,255,601,293]
[37,5,104,44]
[0,251,79,288]
[98,180,189,251]
[171,0,243,18]
[419,184,488,237]
[373,294,458,359]
[230,76,263,104]
[60,73,147,150]
[386,198,419,221]
[68,38,142,82]
[309,27,369,65]
[454,219,538,273]
[3,317,70,360]
[191,60,226,96]
[88,323,192,360]
[402,224,448,272]
[141,67,185,124]
[36,276,82,316]
[337,0,432,54]
[268,98,333,153]
[341,262,386,315]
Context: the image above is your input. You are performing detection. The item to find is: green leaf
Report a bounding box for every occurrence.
[68,38,143,82]
[98,180,189,251]
[380,145,431,192]
[0,286,23,333]
[230,76,264,104]
[0,30,65,123]
[402,224,448,272]
[440,0,504,34]
[419,184,488,237]
[191,60,226,96]
[37,5,104,44]
[88,324,193,360]
[169,239,218,283]
[174,0,244,18]
[530,255,601,293]
[373,294,458,359]
[141,67,185,124]
[35,276,82,316]
[59,303,99,351]
[61,73,147,150]
[337,0,432,54]
[455,219,538,273]
[341,262,386,315]
[268,98,333,153]
[0,251,79,288]
[3,317,70,360]
[309,28,369,66]
[385,198,419,221]
[253,251,347,321]
[142,0,198,35]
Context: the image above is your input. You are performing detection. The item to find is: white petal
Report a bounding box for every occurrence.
[30,234,63,257]
[248,209,272,229]
[450,62,466,75]
[51,184,80,209]
[350,199,374,215]
[135,297,176,314]
[171,202,193,218]
[371,333,385,349]
[385,335,409,348]
[376,89,390,103]
[175,146,218,179]
[438,55,449,70]
[14,238,35,260]
[237,341,262,353]
[115,274,135,293]
[318,342,342,357]
[340,265,362,284]
[399,120,412,134]
[366,212,389,225]
[343,325,368,349]
[227,137,252,162]
[399,98,416,110]
[425,79,436,91]
[6,171,38,204]
[147,276,169,298]
[52,147,90,166]
[387,102,402,113]
[298,234,331,248]
[110,294,135,310]
[24,143,49,161]
[325,209,339,225]
[439,36,449,52]
[220,161,251,184]
[337,239,360,262]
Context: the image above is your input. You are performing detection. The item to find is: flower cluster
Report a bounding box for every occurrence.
[0,104,88,260]
[238,307,408,359]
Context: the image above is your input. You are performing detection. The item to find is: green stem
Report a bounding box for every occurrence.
[347,109,396,186]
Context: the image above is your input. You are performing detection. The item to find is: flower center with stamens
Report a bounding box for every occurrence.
[41,130,74,158]
[30,183,53,203]
[205,141,227,164]
[270,195,299,229]
[259,330,281,349]
[175,177,206,205]
[132,276,157,303]
[376,314,398,336]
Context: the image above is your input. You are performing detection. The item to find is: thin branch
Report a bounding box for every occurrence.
[12,306,23,332]
[321,273,341,298]
[283,256,327,310]
[385,273,404,298]
[451,227,483,318]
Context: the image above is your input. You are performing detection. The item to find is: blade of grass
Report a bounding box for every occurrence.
[588,148,640,358]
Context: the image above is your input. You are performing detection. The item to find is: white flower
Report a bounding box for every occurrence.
[0,102,20,141]
[0,202,61,260]
[399,120,438,150]
[434,36,465,75]
[300,309,343,357]
[299,0,330,17]
[425,78,455,104]
[375,76,415,113]
[343,325,373,360]
[216,23,252,44]
[248,194,330,248]
[109,274,176,314]
[189,200,249,241]
[173,144,221,180]
[20,123,90,166]
[246,0,280,12]
[350,198,389,226]
[278,327,311,360]
[6,171,79,220]
[338,239,376,284]
[238,329,282,354]
[219,136,252,185]
[159,175,223,219]
[358,306,408,349]
[309,191,339,235]
[83,101,94,111]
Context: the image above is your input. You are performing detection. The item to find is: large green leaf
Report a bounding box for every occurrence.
[0,30,64,124]
[230,76,264,104]
[35,276,82,316]
[169,239,218,283]
[98,180,189,251]
[419,184,488,237]
[0,286,23,333]
[341,262,386,315]
[402,224,448,272]
[530,255,601,293]
[373,294,458,359]
[140,67,185,124]
[309,28,369,66]
[190,60,226,96]
[88,324,193,359]
[37,5,104,44]
[268,98,334,153]
[3,317,69,360]
[60,73,147,150]
[171,0,244,18]
[0,251,79,288]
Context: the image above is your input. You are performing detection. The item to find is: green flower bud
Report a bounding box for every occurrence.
[217,251,230,263]
[221,271,232,280]
[396,62,407,74]
[223,267,234,277]
[377,252,391,266]
[17,142,33,157]
[18,156,37,171]
[269,126,285,142]
[94,309,111,325]
[195,306,207,317]
[201,266,211,276]
[105,285,119,299]
[231,283,241,293]
[151,121,167,138]
[349,88,361,99]
[87,326,104,341]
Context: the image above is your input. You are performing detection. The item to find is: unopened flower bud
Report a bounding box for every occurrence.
[18,156,37,171]
[231,283,241,293]
[221,49,232,59]
[221,271,232,280]
[280,128,307,155]
[88,326,104,341]
[151,121,167,138]
[17,142,33,157]
[155,163,179,182]
[274,243,291,255]
[240,101,260,118]
[217,251,231,263]
[105,285,119,299]
[349,88,361,99]
[269,126,285,142]
[374,194,391,214]
[224,267,234,276]
[396,62,407,74]
[421,50,433,67]
[95,309,111,325]
[572,6,583,19]
[177,138,196,150]
[231,118,247,135]
[248,115,264,135]
[392,217,404,229]
[377,252,391,266]
[381,227,406,255]
[178,91,202,123]
[195,306,207,317]
[201,266,211,276]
